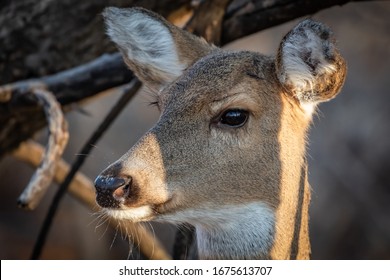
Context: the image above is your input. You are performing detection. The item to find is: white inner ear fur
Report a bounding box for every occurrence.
[105,8,185,83]
[279,24,337,116]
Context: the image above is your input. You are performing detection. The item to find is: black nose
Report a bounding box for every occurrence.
[95,176,127,191]
[94,175,131,208]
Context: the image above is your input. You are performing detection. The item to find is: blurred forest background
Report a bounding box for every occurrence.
[0,0,389,259]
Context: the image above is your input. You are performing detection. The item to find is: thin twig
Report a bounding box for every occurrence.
[17,88,69,210]
[13,140,171,260]
[30,79,142,259]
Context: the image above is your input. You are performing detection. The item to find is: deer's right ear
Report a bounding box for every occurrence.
[275,19,346,114]
[103,7,214,92]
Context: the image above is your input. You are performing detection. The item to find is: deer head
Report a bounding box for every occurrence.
[95,7,346,259]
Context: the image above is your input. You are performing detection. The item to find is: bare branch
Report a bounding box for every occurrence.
[13,141,95,207]
[13,140,171,260]
[185,0,233,45]
[0,53,131,105]
[17,88,69,210]
[0,53,133,157]
[222,0,372,44]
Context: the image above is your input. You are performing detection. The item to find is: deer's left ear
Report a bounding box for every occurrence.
[276,19,347,111]
[103,7,214,93]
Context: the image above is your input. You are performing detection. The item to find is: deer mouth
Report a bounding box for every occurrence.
[104,205,155,222]
[100,193,177,222]
[103,198,176,222]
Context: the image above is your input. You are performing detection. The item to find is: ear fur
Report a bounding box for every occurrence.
[276,19,346,110]
[103,7,214,92]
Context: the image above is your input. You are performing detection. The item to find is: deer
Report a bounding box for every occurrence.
[94,7,346,260]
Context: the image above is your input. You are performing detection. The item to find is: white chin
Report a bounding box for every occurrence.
[105,205,153,221]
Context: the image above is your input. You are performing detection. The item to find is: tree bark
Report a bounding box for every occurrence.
[0,0,191,84]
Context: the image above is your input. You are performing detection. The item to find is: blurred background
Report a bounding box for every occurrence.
[0,1,389,259]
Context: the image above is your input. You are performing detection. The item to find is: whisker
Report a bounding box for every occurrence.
[119,221,126,240]
[127,242,134,260]
[98,218,111,240]
[146,222,156,258]
[110,224,119,250]
[124,225,135,259]
[87,143,116,165]
[88,212,106,227]
[95,214,109,230]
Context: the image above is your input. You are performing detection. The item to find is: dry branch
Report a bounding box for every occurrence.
[185,0,233,45]
[13,140,171,260]
[0,53,133,157]
[17,88,69,210]
[222,0,372,44]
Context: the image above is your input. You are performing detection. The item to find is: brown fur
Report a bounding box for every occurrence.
[95,7,346,259]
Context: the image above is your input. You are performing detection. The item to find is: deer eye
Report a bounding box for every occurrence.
[219,109,249,128]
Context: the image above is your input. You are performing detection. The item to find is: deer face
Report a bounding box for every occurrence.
[96,50,282,220]
[94,7,346,258]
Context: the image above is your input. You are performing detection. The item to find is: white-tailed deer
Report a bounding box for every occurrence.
[94,7,346,259]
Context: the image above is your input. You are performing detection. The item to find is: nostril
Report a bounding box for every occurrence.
[113,182,131,199]
[122,182,131,193]
[94,175,132,208]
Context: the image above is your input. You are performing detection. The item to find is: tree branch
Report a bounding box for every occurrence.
[0,53,132,157]
[185,0,233,45]
[222,0,374,44]
[17,88,69,210]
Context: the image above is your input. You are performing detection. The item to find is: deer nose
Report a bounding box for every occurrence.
[94,175,132,208]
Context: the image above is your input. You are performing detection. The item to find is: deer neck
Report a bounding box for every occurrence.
[194,164,311,260]
[194,202,276,259]
[269,99,312,259]
[270,161,311,259]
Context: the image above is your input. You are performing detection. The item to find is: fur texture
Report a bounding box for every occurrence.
[95,8,347,260]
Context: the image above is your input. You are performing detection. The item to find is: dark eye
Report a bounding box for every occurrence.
[219,109,249,128]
